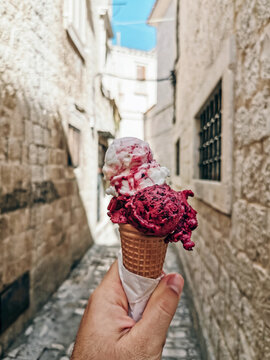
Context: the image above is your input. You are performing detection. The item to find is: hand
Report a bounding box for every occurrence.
[71,261,184,360]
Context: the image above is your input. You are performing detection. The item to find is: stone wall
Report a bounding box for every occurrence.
[0,0,115,353]
[174,1,270,359]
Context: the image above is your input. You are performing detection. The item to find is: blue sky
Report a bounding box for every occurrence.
[112,0,156,51]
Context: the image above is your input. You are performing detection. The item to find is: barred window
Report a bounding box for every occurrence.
[198,81,222,181]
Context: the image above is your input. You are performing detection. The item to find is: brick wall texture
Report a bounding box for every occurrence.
[174,1,270,359]
[0,0,114,352]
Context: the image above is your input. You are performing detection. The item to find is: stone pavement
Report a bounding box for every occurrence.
[3,245,203,360]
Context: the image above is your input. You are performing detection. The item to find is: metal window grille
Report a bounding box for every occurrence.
[198,81,222,181]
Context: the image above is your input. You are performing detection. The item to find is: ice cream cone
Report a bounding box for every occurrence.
[119,224,168,279]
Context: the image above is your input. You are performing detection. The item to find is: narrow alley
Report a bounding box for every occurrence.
[3,244,204,360]
[1,0,269,359]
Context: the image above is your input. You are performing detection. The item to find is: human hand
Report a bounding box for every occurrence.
[71,261,184,360]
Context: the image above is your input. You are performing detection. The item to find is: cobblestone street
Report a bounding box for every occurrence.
[4,245,203,360]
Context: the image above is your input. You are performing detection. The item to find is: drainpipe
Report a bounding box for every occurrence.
[173,0,180,124]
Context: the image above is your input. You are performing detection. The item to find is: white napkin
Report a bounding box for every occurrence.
[118,250,163,322]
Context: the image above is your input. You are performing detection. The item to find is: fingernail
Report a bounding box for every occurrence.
[166,274,183,296]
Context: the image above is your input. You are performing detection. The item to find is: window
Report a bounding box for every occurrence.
[64,0,87,59]
[68,125,80,167]
[137,65,146,81]
[175,138,180,176]
[198,81,222,181]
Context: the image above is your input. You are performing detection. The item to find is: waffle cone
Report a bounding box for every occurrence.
[119,224,168,279]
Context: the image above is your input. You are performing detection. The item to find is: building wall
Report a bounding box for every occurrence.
[174,1,270,359]
[145,0,176,173]
[104,46,157,140]
[0,0,116,352]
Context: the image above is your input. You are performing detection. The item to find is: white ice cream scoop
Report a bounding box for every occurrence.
[102,137,169,196]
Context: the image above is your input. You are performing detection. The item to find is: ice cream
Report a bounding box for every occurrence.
[104,137,197,251]
[108,184,197,250]
[103,137,169,196]
[103,137,198,320]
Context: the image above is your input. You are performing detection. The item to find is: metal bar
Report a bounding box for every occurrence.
[198,81,222,181]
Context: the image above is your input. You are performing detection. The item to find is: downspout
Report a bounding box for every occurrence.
[172,0,180,124]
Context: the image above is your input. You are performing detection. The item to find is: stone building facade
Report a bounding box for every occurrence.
[145,0,176,173]
[0,0,118,353]
[172,1,270,359]
[104,45,157,140]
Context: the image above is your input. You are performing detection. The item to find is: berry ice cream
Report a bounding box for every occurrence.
[103,137,198,321]
[126,184,182,236]
[103,137,198,251]
[103,137,169,196]
[107,184,197,250]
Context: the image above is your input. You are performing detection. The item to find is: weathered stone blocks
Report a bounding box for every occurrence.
[229,280,242,326]
[238,329,255,360]
[246,203,268,262]
[255,0,270,26]
[236,0,257,50]
[249,87,270,141]
[264,327,270,360]
[219,337,232,360]
[0,2,95,348]
[231,200,247,251]
[175,1,269,359]
[260,26,270,79]
[0,216,9,240]
[224,313,239,359]
[242,142,264,202]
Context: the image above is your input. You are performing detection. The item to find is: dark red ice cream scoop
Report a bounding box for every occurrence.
[107,184,198,250]
[107,195,129,223]
[125,184,183,236]
[165,190,198,250]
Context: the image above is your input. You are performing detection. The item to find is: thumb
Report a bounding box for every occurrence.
[134,273,184,348]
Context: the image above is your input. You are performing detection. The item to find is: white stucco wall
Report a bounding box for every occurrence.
[104,45,157,140]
